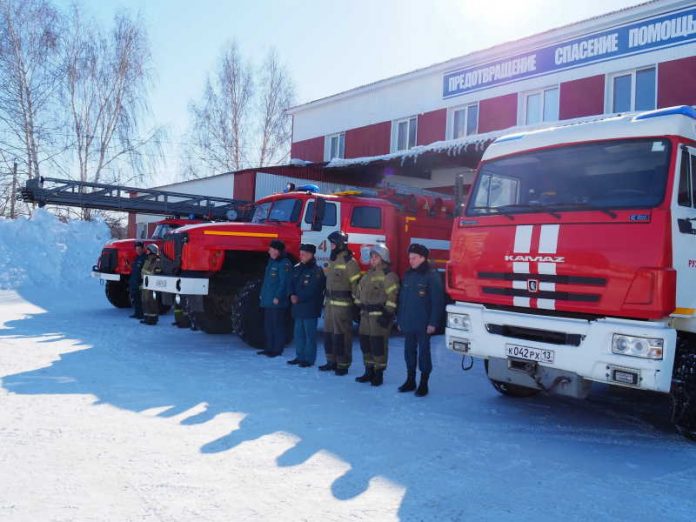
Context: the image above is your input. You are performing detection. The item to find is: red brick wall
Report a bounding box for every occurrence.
[658,56,696,108]
[291,136,324,162]
[417,109,447,146]
[345,121,392,158]
[478,93,518,133]
[559,75,605,120]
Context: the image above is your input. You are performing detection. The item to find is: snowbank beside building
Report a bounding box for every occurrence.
[0,210,110,290]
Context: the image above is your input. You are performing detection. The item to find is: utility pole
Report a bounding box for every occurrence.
[9,161,18,219]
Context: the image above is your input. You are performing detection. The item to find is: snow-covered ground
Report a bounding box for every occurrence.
[1,213,696,521]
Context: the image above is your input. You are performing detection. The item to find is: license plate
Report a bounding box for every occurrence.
[505,343,554,364]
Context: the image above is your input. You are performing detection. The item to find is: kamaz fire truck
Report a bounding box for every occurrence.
[21,176,249,309]
[144,184,454,347]
[445,105,696,438]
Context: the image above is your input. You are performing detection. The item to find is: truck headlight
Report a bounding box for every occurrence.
[612,334,663,360]
[447,313,471,331]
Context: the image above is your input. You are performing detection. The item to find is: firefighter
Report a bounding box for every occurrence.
[128,241,146,319]
[288,244,326,367]
[397,243,445,397]
[140,244,163,325]
[320,230,361,376]
[354,242,399,386]
[259,239,292,358]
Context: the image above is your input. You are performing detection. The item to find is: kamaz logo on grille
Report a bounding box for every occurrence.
[527,279,540,293]
[504,255,565,263]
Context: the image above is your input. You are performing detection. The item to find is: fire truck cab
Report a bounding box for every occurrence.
[445,105,696,438]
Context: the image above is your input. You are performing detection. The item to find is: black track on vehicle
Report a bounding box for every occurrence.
[484,360,541,398]
[232,278,265,348]
[194,294,234,334]
[671,334,696,441]
[105,280,131,308]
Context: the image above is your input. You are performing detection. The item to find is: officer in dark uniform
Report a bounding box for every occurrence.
[288,243,326,367]
[321,231,361,376]
[140,244,162,325]
[354,242,399,386]
[129,241,146,319]
[259,239,292,357]
[397,243,445,397]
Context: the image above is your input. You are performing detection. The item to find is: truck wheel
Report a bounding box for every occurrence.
[231,279,265,348]
[194,294,234,334]
[485,360,540,398]
[105,280,131,308]
[671,335,696,440]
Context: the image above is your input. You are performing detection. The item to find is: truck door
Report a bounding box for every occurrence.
[672,145,696,312]
[301,198,340,268]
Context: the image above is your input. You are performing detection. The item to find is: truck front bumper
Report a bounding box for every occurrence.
[142,274,209,295]
[446,302,677,394]
[91,270,121,282]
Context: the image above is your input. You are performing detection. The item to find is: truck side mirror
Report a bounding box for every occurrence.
[312,198,326,231]
[678,218,696,234]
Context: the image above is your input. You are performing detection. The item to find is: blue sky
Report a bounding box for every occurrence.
[58,0,646,181]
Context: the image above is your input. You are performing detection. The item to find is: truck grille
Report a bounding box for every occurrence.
[479,271,605,304]
[485,323,583,346]
[99,248,118,273]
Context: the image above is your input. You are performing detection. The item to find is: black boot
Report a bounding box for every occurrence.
[398,371,417,393]
[287,358,301,365]
[415,373,430,397]
[355,366,374,383]
[319,361,336,372]
[371,369,384,387]
[334,367,348,376]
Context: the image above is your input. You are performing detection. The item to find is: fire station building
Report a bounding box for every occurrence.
[288,0,696,193]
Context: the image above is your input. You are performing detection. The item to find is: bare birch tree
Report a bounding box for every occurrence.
[183,44,294,178]
[256,49,294,167]
[62,5,163,219]
[0,0,62,216]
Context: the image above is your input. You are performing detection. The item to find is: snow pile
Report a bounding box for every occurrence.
[0,210,111,290]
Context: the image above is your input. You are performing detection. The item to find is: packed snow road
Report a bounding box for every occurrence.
[1,213,696,521]
[1,284,696,522]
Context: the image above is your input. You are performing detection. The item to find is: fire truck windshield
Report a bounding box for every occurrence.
[251,198,302,223]
[151,223,179,239]
[468,138,671,216]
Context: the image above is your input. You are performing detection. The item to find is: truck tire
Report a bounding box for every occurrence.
[105,280,131,308]
[232,279,265,348]
[485,360,540,398]
[671,335,696,441]
[194,294,234,334]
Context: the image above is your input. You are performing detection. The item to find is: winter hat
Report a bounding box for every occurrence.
[300,243,316,254]
[408,243,429,258]
[269,239,285,251]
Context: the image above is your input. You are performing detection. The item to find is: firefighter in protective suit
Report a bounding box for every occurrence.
[320,231,361,376]
[354,242,399,387]
[140,244,162,325]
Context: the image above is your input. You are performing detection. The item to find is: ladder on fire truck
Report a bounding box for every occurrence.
[21,176,251,220]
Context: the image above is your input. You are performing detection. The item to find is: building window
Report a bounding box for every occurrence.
[608,66,656,113]
[521,86,559,125]
[324,133,345,161]
[451,103,478,139]
[392,116,417,152]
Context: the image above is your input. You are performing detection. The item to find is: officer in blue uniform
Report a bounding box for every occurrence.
[397,243,445,397]
[259,239,293,357]
[287,243,326,367]
[129,241,146,319]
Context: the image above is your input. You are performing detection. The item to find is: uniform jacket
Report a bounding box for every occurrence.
[141,254,162,277]
[397,262,445,333]
[324,248,361,306]
[289,258,326,319]
[354,264,399,315]
[260,254,292,309]
[129,252,147,290]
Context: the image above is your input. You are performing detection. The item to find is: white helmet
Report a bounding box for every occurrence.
[369,242,390,263]
[146,244,159,255]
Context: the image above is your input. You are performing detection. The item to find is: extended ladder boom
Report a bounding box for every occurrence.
[22,177,252,220]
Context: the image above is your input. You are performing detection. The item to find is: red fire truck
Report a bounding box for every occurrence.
[144,185,454,347]
[445,105,696,438]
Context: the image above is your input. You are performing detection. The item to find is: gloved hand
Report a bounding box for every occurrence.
[377,311,393,329]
